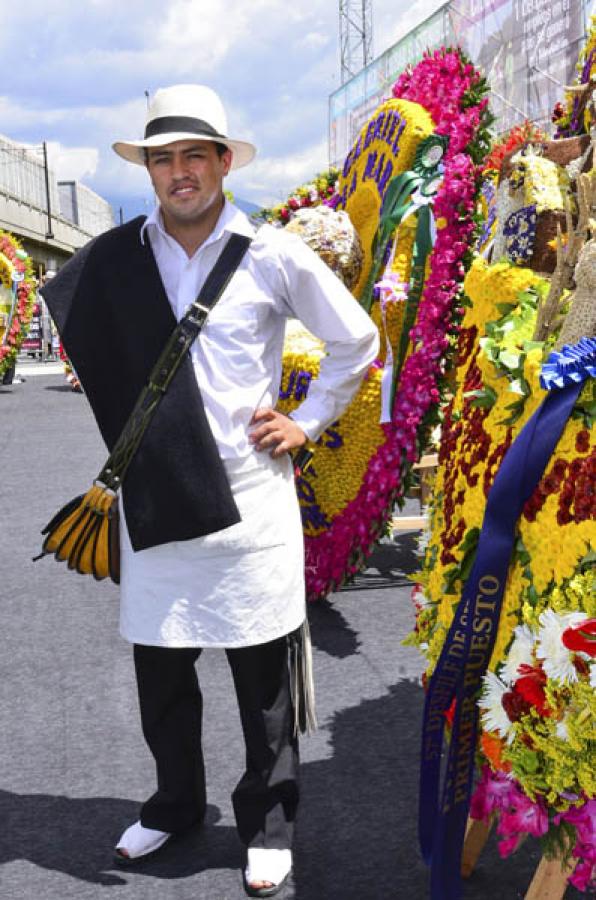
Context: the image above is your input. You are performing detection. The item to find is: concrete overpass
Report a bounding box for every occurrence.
[0,135,114,274]
[0,189,98,272]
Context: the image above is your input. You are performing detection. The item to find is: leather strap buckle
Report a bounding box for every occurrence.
[186,301,211,324]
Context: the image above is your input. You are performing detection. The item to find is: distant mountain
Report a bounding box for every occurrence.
[234,197,262,216]
[105,193,263,225]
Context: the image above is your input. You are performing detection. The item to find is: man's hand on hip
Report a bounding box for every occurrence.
[249,408,307,458]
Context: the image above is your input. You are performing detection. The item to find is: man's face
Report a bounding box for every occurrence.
[146,139,232,228]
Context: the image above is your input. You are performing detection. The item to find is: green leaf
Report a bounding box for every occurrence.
[464,386,497,409]
[498,398,526,426]
[496,302,517,316]
[443,566,460,595]
[460,527,481,552]
[508,378,527,396]
[499,350,522,370]
[580,549,596,571]
[517,747,540,774]
[514,536,531,567]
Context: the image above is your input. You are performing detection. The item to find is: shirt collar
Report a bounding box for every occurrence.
[139,198,255,248]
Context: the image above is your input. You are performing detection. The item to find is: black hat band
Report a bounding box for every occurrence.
[144,116,227,140]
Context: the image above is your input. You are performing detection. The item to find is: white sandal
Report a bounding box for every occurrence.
[114,820,172,864]
[243,848,292,897]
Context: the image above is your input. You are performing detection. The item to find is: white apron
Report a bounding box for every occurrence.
[118,452,306,648]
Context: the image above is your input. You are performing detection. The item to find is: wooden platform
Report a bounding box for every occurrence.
[391,453,438,532]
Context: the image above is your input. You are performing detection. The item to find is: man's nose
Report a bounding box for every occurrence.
[171,156,190,179]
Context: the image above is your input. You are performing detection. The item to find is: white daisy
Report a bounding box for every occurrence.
[590,664,596,691]
[536,610,587,685]
[500,625,536,685]
[479,671,514,741]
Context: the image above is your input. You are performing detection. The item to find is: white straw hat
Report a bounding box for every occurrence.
[112,84,256,170]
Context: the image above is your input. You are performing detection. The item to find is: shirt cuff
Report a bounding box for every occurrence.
[288,408,327,443]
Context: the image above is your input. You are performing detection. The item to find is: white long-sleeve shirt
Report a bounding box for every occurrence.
[119,200,379,648]
[140,200,379,450]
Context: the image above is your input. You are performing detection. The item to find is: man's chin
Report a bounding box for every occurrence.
[164,197,219,225]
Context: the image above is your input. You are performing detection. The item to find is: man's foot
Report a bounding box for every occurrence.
[243,848,292,897]
[114,820,172,865]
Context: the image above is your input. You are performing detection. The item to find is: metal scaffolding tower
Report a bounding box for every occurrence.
[339,0,374,84]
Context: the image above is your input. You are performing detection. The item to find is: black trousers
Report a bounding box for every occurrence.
[133,637,299,849]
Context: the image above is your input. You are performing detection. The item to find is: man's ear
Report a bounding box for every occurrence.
[222,147,233,176]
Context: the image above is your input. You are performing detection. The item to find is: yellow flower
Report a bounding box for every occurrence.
[280,328,385,531]
[521,154,572,212]
[0,251,13,289]
[337,97,435,301]
[463,257,543,332]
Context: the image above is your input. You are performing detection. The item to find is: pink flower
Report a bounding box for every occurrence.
[470,766,516,823]
[304,48,487,601]
[569,860,596,892]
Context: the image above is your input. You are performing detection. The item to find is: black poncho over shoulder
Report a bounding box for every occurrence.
[41,217,240,552]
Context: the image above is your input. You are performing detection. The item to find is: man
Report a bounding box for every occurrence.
[42,84,378,897]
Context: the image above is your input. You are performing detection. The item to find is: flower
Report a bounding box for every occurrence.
[479,672,514,740]
[470,765,516,822]
[283,48,490,601]
[480,731,511,772]
[562,619,596,657]
[496,785,549,855]
[511,665,551,716]
[500,624,535,684]
[536,609,588,684]
[556,798,596,891]
[0,231,36,379]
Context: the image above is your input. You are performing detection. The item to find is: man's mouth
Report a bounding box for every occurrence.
[171,184,197,197]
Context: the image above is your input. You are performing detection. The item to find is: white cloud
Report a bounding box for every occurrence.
[298,31,331,51]
[0,0,449,213]
[228,137,329,207]
[376,0,445,53]
[45,143,98,182]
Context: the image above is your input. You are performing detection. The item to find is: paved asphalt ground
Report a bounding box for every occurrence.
[1,364,579,900]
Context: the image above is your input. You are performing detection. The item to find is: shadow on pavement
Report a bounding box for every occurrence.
[294,680,427,900]
[0,791,238,886]
[308,599,360,659]
[44,385,78,393]
[341,534,420,593]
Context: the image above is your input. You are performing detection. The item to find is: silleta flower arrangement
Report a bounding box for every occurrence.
[260,168,340,225]
[408,118,595,888]
[0,231,36,378]
[553,14,595,138]
[278,48,492,600]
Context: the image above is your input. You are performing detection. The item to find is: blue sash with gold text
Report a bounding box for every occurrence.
[418,372,585,900]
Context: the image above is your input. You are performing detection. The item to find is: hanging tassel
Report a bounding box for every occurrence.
[34,484,120,584]
[288,618,317,736]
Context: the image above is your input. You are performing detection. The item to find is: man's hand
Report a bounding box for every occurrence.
[249,407,307,458]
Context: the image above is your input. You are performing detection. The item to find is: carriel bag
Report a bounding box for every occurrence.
[34,233,252,584]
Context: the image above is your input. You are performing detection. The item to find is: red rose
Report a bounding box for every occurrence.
[562,619,596,657]
[502,690,531,722]
[513,665,551,716]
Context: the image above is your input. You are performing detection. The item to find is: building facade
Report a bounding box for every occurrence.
[329,0,592,167]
